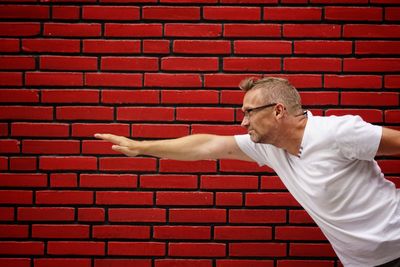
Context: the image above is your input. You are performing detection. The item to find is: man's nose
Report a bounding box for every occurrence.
[241,116,249,128]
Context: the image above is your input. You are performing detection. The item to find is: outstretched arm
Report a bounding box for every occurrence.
[94,133,254,162]
[377,127,400,156]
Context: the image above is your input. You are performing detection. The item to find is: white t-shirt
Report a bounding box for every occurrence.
[235,112,400,267]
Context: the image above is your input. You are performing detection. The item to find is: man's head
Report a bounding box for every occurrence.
[239,77,303,144]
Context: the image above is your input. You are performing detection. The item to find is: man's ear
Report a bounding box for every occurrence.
[274,103,286,119]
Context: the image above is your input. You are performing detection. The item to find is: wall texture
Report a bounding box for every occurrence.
[0,1,399,267]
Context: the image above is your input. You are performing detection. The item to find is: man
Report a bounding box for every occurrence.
[95,77,400,267]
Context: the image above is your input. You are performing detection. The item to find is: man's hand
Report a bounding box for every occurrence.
[94,133,142,157]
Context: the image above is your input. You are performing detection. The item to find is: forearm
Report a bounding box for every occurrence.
[139,134,217,161]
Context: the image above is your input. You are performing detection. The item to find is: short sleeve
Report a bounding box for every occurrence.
[234,134,269,166]
[335,115,382,161]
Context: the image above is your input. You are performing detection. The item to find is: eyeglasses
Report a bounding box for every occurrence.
[242,103,276,119]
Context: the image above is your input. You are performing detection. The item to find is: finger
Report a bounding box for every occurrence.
[94,133,125,145]
[112,145,136,156]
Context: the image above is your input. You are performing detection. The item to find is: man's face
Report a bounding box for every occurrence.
[241,89,278,144]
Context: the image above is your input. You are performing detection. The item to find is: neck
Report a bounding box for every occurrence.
[274,111,308,157]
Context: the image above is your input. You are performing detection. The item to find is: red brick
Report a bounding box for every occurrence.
[385,110,400,123]
[246,192,300,207]
[0,157,6,171]
[101,57,158,71]
[82,140,121,155]
[105,23,163,37]
[102,90,159,104]
[80,174,137,188]
[0,39,19,52]
[356,41,400,55]
[261,176,287,190]
[99,157,157,171]
[201,175,258,190]
[96,191,153,205]
[140,175,198,189]
[72,123,129,137]
[300,92,339,106]
[108,242,165,256]
[12,123,69,137]
[143,40,170,54]
[0,56,35,70]
[224,57,281,72]
[0,72,22,86]
[278,260,334,267]
[216,192,243,206]
[386,7,400,21]
[203,6,261,21]
[169,209,226,223]
[161,57,219,71]
[0,89,39,103]
[0,207,14,221]
[177,107,234,122]
[39,156,97,171]
[47,241,105,256]
[0,190,32,204]
[0,258,31,267]
[217,260,274,267]
[290,243,336,257]
[0,106,52,121]
[229,209,286,224]
[41,90,98,103]
[83,6,140,20]
[0,242,44,255]
[284,58,341,72]
[145,73,202,87]
[117,106,176,122]
[220,159,274,173]
[234,41,291,55]
[215,226,272,240]
[191,124,246,135]
[36,191,93,205]
[93,225,150,239]
[294,41,352,55]
[229,243,286,257]
[50,173,78,188]
[0,173,46,187]
[341,92,398,106]
[0,123,7,136]
[284,24,341,38]
[385,75,400,89]
[156,259,212,267]
[326,7,382,21]
[52,5,80,20]
[132,124,190,138]
[224,24,281,37]
[56,106,113,121]
[32,224,89,239]
[173,40,230,54]
[9,157,37,171]
[153,226,210,240]
[95,259,151,267]
[85,73,142,87]
[109,208,166,223]
[264,7,321,21]
[35,258,91,267]
[0,5,49,19]
[83,40,141,54]
[312,0,367,3]
[44,23,101,37]
[18,207,74,222]
[289,210,316,224]
[325,109,383,123]
[343,24,400,38]
[22,140,80,154]
[165,23,222,37]
[25,72,83,87]
[170,243,226,257]
[156,191,213,206]
[324,75,382,89]
[0,225,29,238]
[40,56,97,71]
[78,208,105,222]
[0,139,19,153]
[143,6,200,20]
[378,160,400,174]
[344,58,400,72]
[0,23,40,37]
[275,226,326,241]
[159,159,217,173]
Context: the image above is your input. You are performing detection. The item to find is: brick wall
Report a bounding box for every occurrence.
[0,1,399,267]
